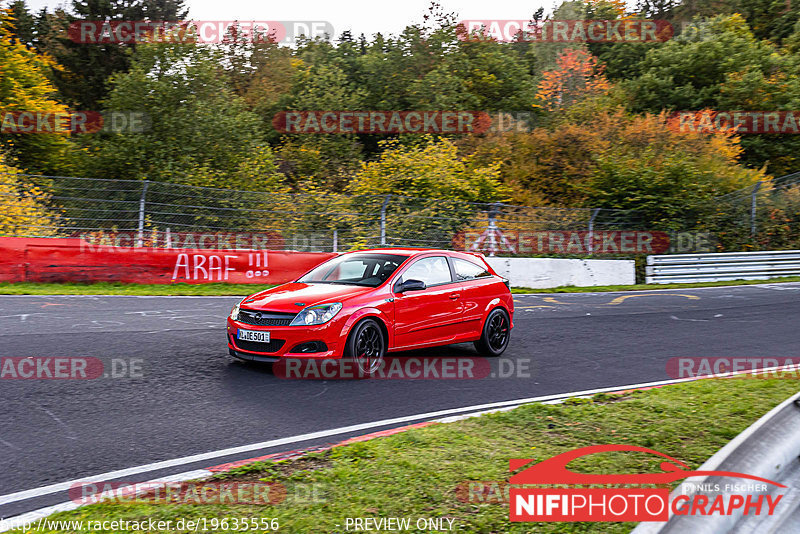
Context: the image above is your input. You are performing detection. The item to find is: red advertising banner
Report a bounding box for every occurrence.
[0,238,335,284]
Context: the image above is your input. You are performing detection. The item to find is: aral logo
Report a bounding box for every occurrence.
[509,445,785,522]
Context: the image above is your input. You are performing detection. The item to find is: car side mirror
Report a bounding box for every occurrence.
[396,279,427,293]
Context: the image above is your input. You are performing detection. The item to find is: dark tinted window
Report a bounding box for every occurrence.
[452,258,491,281]
[298,254,408,287]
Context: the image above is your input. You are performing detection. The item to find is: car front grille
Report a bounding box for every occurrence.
[232,335,286,353]
[237,309,296,326]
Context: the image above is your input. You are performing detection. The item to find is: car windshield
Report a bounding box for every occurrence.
[297,254,409,287]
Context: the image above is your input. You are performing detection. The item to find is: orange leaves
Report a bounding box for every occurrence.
[535,49,610,110]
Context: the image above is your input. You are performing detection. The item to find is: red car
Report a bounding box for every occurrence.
[227,248,514,374]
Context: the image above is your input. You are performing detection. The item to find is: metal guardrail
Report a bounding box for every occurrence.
[646,250,800,284]
[632,390,800,533]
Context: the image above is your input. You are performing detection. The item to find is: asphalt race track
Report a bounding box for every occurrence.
[2,283,800,518]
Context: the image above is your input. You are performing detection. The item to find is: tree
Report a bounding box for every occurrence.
[348,137,506,202]
[84,41,264,182]
[623,15,777,112]
[0,154,60,236]
[0,8,75,174]
[462,99,764,226]
[346,137,508,249]
[45,0,188,109]
[622,14,800,174]
[535,48,610,110]
[276,62,366,187]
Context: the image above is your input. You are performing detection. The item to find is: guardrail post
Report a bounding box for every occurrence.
[380,195,391,246]
[136,179,149,248]
[333,229,338,252]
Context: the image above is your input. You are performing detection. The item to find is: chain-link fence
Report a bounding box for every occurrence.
[696,171,800,252]
[2,171,799,255]
[0,173,645,253]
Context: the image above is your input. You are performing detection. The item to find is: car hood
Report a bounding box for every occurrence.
[241,282,374,313]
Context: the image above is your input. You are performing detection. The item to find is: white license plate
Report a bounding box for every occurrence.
[237,329,271,343]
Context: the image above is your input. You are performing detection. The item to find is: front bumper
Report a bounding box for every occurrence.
[226,317,341,360]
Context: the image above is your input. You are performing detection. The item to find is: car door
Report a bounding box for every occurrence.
[392,255,464,348]
[450,256,496,338]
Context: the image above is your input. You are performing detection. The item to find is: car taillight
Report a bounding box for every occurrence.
[502,278,510,290]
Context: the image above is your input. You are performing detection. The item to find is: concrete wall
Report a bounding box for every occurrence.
[485,257,635,289]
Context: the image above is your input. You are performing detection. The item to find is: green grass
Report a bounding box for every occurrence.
[0,282,274,296]
[11,378,798,534]
[0,276,798,296]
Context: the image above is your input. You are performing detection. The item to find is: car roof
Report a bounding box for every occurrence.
[342,248,489,263]
[343,248,448,257]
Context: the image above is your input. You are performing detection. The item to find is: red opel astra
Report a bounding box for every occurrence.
[227,248,514,374]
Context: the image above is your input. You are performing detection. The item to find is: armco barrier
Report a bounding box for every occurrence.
[632,390,800,533]
[646,249,800,284]
[0,238,336,284]
[486,257,635,289]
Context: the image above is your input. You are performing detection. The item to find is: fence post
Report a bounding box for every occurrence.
[588,208,600,255]
[750,181,762,240]
[137,180,149,248]
[487,203,500,256]
[333,229,338,253]
[380,194,391,246]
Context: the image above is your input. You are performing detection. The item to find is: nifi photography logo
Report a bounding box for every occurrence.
[509,445,784,522]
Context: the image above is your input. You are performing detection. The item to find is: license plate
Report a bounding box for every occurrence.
[237,329,271,343]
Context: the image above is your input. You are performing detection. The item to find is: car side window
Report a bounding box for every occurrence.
[401,256,453,286]
[452,258,491,281]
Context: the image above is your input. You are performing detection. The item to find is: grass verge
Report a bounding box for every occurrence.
[10,378,798,533]
[0,276,799,296]
[0,282,272,296]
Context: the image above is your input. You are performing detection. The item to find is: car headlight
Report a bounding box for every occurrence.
[230,298,245,320]
[290,302,343,326]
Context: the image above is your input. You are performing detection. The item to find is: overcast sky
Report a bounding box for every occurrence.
[21,0,572,40]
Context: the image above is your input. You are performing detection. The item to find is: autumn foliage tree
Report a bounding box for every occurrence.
[0,155,59,236]
[464,100,764,227]
[535,48,610,110]
[0,8,73,174]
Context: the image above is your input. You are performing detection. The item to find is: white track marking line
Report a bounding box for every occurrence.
[0,367,792,526]
[2,281,799,299]
[0,470,211,533]
[0,374,723,508]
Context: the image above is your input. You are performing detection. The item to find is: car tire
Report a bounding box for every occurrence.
[474,308,510,357]
[345,318,386,377]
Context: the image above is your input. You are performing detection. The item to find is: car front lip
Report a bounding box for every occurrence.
[226,317,341,359]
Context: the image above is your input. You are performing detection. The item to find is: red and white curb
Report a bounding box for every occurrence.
[0,369,787,532]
